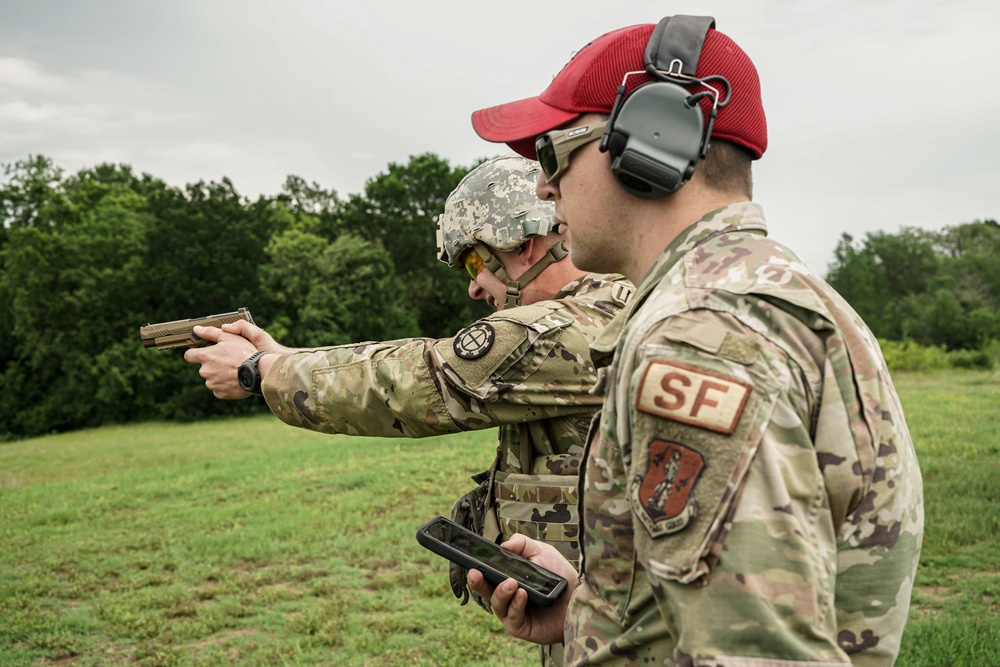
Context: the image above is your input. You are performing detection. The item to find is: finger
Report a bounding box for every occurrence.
[499,534,577,582]
[500,533,549,561]
[467,569,495,600]
[499,533,528,554]
[221,320,253,335]
[224,320,280,350]
[489,577,520,619]
[192,325,225,343]
[222,319,266,343]
[505,586,530,630]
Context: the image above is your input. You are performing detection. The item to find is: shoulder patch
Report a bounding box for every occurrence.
[436,317,532,393]
[635,360,750,435]
[453,322,495,359]
[631,438,705,536]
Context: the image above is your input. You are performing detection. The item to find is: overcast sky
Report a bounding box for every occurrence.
[2,0,998,273]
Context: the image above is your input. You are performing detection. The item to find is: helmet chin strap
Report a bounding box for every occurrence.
[476,241,570,309]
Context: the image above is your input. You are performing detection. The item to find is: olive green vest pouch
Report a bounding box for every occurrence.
[493,462,580,560]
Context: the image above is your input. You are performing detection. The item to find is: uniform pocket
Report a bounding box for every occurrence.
[494,470,580,560]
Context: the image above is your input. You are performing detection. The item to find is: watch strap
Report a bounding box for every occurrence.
[239,350,269,395]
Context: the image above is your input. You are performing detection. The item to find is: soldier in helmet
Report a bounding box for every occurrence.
[184,154,633,666]
[437,156,570,311]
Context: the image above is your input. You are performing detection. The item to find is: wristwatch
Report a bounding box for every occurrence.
[237,351,269,395]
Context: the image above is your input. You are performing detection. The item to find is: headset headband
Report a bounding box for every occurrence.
[645,15,716,79]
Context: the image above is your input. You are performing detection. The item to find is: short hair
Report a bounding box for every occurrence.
[700,139,754,198]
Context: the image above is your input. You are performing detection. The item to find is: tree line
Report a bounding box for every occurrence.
[1,155,996,441]
[0,154,488,441]
[825,221,1000,351]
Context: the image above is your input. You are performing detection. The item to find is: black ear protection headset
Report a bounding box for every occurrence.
[598,15,732,199]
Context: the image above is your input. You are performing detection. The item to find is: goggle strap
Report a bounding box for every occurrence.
[517,241,569,286]
[503,283,521,309]
[466,243,506,281]
[483,254,505,277]
[498,241,569,309]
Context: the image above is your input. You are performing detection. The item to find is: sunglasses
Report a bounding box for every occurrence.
[535,121,608,184]
[461,246,487,280]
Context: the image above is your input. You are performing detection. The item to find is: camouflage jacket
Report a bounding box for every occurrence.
[565,203,924,666]
[262,274,632,556]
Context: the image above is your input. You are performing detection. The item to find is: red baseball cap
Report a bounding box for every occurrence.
[472,22,767,161]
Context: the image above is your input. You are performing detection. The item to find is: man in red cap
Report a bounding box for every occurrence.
[467,16,924,667]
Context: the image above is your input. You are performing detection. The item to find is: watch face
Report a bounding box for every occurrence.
[238,364,254,391]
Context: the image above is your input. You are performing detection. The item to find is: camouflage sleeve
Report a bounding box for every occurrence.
[625,309,856,664]
[261,338,456,438]
[260,302,603,438]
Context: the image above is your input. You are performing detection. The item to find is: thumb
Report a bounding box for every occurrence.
[191,325,225,344]
[222,320,282,352]
[499,533,533,556]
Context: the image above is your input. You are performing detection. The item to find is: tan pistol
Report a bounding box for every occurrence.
[140,308,254,350]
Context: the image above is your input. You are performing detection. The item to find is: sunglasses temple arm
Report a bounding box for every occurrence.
[599,84,627,152]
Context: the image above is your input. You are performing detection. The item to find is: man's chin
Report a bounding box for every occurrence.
[569,249,603,274]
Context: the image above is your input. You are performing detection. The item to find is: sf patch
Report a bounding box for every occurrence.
[635,360,750,434]
[631,439,705,537]
[453,322,495,359]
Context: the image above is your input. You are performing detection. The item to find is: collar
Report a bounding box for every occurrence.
[553,272,628,301]
[589,201,767,369]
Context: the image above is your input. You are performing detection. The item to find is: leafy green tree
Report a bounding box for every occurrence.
[934,218,1000,258]
[339,153,488,337]
[0,161,278,438]
[0,180,150,435]
[275,174,343,240]
[0,157,75,374]
[968,307,1000,346]
[933,220,1000,311]
[925,289,972,350]
[1,157,75,437]
[0,155,73,230]
[827,228,939,339]
[141,178,272,321]
[260,229,418,348]
[826,233,882,330]
[827,221,1000,350]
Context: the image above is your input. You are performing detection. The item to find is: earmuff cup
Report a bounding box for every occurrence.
[604,81,705,199]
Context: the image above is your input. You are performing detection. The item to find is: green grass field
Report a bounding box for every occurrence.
[1,369,997,666]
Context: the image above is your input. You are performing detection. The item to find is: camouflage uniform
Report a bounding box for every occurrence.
[260,272,631,585]
[566,202,924,666]
[261,153,633,666]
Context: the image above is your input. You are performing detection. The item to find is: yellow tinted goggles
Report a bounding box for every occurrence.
[461,247,486,280]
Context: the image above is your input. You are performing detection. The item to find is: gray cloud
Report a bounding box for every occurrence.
[1,0,997,273]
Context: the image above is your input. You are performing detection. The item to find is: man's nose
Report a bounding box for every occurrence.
[536,171,557,201]
[468,278,486,301]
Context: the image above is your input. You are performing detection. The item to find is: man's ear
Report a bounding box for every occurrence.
[517,237,545,266]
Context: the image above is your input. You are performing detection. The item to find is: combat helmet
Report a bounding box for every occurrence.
[436,155,567,309]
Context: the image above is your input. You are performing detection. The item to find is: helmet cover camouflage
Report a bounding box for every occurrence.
[436,155,556,268]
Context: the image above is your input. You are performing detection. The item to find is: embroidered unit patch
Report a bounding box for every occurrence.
[635,360,750,434]
[453,322,496,359]
[631,438,705,536]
